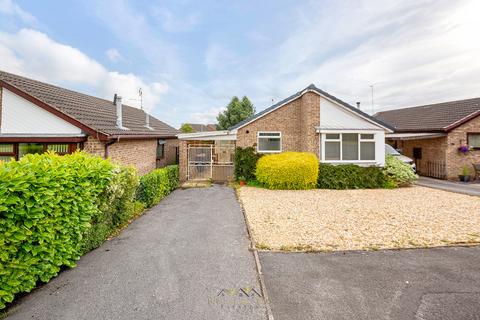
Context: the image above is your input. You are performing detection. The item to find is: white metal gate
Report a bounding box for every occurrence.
[187,144,235,181]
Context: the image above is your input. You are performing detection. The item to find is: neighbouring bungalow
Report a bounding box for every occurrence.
[0,70,179,175]
[177,84,393,182]
[185,123,217,132]
[375,98,480,180]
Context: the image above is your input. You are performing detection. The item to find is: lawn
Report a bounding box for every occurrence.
[238,186,480,251]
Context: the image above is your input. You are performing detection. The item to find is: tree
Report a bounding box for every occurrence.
[180,123,194,133]
[216,96,255,130]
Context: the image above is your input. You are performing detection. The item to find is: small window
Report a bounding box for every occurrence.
[325,141,340,160]
[157,140,166,159]
[47,144,70,155]
[468,133,480,149]
[18,143,44,158]
[360,134,374,140]
[0,144,15,163]
[325,134,340,140]
[257,132,281,153]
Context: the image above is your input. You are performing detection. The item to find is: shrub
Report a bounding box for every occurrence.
[0,152,114,309]
[81,166,139,253]
[383,154,418,187]
[317,163,387,189]
[234,147,261,181]
[136,165,179,208]
[255,152,318,189]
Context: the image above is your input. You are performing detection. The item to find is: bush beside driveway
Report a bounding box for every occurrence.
[239,186,480,251]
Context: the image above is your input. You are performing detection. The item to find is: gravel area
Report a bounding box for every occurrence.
[238,186,480,251]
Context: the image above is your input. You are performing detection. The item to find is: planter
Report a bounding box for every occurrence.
[458,175,471,183]
[239,180,247,186]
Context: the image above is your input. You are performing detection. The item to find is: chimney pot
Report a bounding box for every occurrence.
[356,101,361,109]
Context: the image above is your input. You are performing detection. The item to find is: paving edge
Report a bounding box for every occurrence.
[235,187,275,320]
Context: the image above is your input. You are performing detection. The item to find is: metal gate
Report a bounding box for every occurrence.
[187,143,235,181]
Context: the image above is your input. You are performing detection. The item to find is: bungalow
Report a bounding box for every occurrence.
[375,97,480,180]
[178,84,393,181]
[0,70,179,175]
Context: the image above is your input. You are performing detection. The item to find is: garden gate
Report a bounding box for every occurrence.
[187,144,235,181]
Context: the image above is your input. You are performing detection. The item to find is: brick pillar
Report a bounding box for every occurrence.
[179,140,188,181]
[300,92,320,157]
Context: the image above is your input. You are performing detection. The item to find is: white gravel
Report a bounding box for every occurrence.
[238,186,480,251]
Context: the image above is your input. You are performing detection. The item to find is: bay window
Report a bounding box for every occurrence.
[257,132,281,153]
[323,133,376,162]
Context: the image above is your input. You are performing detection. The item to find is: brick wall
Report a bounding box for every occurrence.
[179,140,188,181]
[395,137,448,177]
[446,115,480,179]
[0,86,3,130]
[107,139,157,175]
[300,92,320,155]
[83,136,105,158]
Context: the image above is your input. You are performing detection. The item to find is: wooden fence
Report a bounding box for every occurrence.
[418,160,447,179]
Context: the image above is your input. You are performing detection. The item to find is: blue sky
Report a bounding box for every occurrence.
[1,0,480,128]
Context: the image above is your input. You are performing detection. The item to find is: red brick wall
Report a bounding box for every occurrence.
[446,115,480,179]
[83,136,105,158]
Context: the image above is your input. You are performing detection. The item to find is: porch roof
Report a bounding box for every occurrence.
[177,130,237,141]
[386,132,447,140]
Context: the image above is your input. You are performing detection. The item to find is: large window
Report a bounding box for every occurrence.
[257,132,281,153]
[324,133,375,161]
[0,143,77,162]
[468,133,480,149]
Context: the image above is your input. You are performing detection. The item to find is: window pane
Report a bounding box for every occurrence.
[342,134,358,160]
[361,142,375,160]
[325,141,340,160]
[326,134,340,140]
[157,144,165,159]
[258,137,281,151]
[0,156,14,163]
[469,134,480,148]
[18,143,44,159]
[360,134,374,140]
[0,144,14,153]
[48,144,69,153]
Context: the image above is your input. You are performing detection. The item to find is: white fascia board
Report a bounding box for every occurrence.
[177,130,236,141]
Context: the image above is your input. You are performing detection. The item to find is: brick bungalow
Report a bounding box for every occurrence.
[185,123,216,132]
[375,98,480,180]
[178,84,393,181]
[0,70,178,175]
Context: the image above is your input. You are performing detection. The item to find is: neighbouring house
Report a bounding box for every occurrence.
[185,123,217,132]
[0,70,179,175]
[375,98,480,180]
[177,84,393,181]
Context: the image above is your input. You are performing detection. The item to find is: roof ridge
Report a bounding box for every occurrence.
[377,97,480,115]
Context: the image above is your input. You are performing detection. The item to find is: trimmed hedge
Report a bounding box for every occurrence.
[256,152,319,189]
[0,152,115,308]
[234,147,261,181]
[136,165,179,208]
[317,163,387,189]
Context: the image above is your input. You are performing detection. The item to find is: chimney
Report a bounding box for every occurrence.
[144,111,153,130]
[114,94,123,128]
[356,101,361,109]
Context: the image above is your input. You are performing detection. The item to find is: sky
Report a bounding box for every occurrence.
[0,0,479,128]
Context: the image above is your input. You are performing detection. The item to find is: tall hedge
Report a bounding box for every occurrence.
[234,147,261,181]
[317,163,387,189]
[0,152,115,308]
[136,165,179,208]
[256,152,319,189]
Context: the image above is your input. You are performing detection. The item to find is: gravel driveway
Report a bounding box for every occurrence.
[239,186,480,251]
[6,185,266,320]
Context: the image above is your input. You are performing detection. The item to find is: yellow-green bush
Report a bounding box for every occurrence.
[255,152,319,189]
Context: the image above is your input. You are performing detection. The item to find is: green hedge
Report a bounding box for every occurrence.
[317,163,387,189]
[136,165,179,208]
[0,152,115,308]
[256,152,319,189]
[384,154,418,187]
[234,147,261,181]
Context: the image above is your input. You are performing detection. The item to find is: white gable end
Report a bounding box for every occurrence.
[1,88,83,135]
[319,97,381,130]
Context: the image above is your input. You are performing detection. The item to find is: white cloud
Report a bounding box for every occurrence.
[105,48,123,63]
[0,0,36,25]
[0,28,168,112]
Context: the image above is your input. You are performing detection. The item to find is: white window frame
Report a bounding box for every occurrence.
[257,131,282,153]
[321,131,377,163]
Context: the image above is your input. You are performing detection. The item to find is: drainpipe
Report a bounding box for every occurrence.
[104,137,119,159]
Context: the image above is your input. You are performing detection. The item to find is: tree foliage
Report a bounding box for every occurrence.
[216,96,255,130]
[180,123,194,133]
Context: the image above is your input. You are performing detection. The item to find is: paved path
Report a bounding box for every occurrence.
[416,176,480,196]
[7,185,266,320]
[260,247,480,320]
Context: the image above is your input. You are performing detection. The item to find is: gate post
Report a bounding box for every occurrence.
[210,145,213,180]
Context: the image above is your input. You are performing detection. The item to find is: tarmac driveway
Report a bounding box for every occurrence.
[260,247,480,320]
[7,185,266,320]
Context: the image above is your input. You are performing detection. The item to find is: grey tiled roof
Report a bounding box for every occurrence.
[229,84,393,131]
[186,123,217,132]
[0,70,178,138]
[374,98,480,132]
